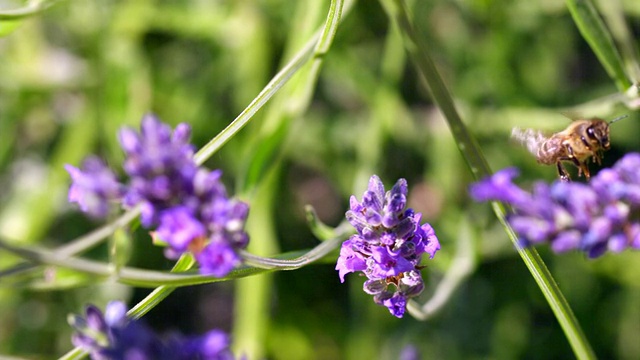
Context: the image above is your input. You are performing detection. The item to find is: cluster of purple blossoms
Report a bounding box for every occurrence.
[469,152,640,258]
[65,114,249,277]
[70,301,235,360]
[336,175,440,318]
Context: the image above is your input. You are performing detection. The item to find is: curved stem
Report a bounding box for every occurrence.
[565,0,631,91]
[0,233,347,288]
[240,237,342,270]
[0,0,59,20]
[0,207,141,279]
[193,29,317,165]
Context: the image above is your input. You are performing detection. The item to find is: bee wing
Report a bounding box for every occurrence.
[511,127,546,156]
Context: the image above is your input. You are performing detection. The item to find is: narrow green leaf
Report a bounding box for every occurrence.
[596,0,640,84]
[0,0,57,20]
[565,0,631,91]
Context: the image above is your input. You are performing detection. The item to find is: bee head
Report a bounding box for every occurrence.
[586,120,610,150]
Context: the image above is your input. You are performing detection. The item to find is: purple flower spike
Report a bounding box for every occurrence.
[469,152,640,258]
[66,114,250,277]
[65,157,124,219]
[70,301,236,359]
[337,175,440,318]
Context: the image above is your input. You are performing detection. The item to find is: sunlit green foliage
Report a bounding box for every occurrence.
[1,0,639,359]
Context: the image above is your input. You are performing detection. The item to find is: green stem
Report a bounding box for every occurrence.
[565,0,631,91]
[383,1,595,359]
[0,235,346,288]
[194,21,322,166]
[0,208,141,279]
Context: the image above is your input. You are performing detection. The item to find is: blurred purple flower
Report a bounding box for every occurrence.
[399,345,420,360]
[66,114,250,277]
[65,156,124,219]
[469,153,640,257]
[70,301,235,360]
[336,175,440,318]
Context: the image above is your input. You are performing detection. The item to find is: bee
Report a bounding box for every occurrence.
[511,115,627,181]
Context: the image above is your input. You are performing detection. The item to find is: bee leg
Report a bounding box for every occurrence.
[564,145,590,179]
[593,150,603,165]
[556,161,571,182]
[580,162,591,179]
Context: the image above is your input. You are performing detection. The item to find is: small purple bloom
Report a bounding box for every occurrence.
[337,175,440,318]
[65,157,124,219]
[70,301,236,360]
[399,345,420,360]
[469,153,640,257]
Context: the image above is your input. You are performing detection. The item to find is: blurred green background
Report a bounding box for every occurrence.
[1,0,640,359]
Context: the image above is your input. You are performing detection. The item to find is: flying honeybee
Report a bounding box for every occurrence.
[511,115,628,181]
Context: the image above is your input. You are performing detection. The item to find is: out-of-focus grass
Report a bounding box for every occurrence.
[0,1,639,359]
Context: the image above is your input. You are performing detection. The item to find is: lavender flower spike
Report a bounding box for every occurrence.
[69,301,236,359]
[337,175,440,318]
[469,153,640,258]
[66,114,250,277]
[119,117,249,276]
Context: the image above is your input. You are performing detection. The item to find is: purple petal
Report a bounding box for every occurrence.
[421,223,440,259]
[607,233,628,253]
[84,305,107,332]
[368,247,414,278]
[382,292,407,318]
[366,175,385,211]
[104,301,128,328]
[196,241,240,277]
[156,207,206,252]
[468,167,530,205]
[117,127,141,154]
[551,231,581,253]
[65,157,124,218]
[335,237,367,283]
